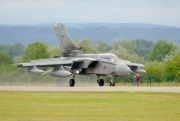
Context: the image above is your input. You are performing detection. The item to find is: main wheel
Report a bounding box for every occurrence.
[69,79,75,87]
[99,79,104,86]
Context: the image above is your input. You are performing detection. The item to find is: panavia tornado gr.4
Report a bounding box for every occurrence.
[16,23,146,87]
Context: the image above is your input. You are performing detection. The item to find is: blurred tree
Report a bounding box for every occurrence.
[13,42,24,57]
[143,61,164,82]
[147,40,178,61]
[23,41,50,62]
[96,40,112,53]
[48,46,62,57]
[144,61,164,77]
[163,49,180,64]
[110,46,144,63]
[164,53,180,81]
[112,40,135,54]
[133,39,153,58]
[0,44,11,56]
[0,51,13,65]
[112,39,153,59]
[0,42,24,58]
[76,39,98,53]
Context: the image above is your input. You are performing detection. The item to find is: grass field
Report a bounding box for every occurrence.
[0,91,179,121]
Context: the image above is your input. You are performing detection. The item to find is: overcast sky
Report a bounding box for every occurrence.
[1,0,180,27]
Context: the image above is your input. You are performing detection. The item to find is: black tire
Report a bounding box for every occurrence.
[69,79,75,87]
[99,79,104,86]
[109,82,112,86]
[112,82,115,86]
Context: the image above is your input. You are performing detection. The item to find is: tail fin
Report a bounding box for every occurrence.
[53,23,82,57]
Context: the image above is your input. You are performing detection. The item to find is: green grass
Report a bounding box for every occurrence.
[0,91,179,121]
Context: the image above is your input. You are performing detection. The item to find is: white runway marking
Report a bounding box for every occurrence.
[0,86,180,93]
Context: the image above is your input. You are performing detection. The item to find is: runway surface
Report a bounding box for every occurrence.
[0,86,180,93]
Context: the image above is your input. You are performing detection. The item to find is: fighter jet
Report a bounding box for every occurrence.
[16,23,146,87]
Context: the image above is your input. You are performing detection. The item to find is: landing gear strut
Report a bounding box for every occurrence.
[109,78,115,86]
[69,75,76,87]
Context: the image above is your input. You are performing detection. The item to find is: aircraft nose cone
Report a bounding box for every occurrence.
[116,63,132,76]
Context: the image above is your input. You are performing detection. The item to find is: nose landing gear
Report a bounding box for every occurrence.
[109,77,115,86]
[109,81,115,86]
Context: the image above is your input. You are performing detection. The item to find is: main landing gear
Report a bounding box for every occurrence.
[97,76,104,86]
[69,75,115,87]
[97,78,115,86]
[69,79,75,87]
[97,76,115,86]
[69,75,75,87]
[97,79,104,86]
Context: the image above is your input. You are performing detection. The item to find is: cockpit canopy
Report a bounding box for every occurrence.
[98,53,120,62]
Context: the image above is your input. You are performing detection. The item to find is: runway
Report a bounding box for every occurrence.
[0,86,180,93]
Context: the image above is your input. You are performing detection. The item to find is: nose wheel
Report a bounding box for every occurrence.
[109,81,115,86]
[109,77,115,86]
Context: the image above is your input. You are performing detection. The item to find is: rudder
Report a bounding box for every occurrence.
[53,23,81,57]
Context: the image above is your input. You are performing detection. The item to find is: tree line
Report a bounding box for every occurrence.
[0,39,180,83]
